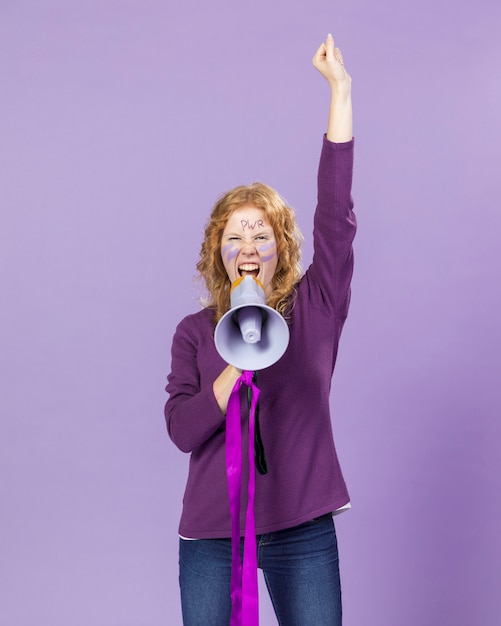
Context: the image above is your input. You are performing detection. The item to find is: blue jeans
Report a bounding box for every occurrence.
[179,514,342,625]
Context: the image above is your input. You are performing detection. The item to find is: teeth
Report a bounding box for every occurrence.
[239,264,259,272]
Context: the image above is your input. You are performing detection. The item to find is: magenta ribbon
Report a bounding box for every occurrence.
[226,370,260,626]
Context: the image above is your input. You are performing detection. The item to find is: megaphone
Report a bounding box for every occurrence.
[214,275,289,371]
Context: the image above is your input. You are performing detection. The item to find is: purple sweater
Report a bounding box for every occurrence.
[165,137,356,539]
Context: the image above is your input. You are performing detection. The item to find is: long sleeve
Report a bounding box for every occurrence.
[305,136,356,318]
[165,312,226,453]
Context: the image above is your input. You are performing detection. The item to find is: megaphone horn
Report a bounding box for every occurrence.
[214,275,290,371]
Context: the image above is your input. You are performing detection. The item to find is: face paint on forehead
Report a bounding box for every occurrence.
[240,218,265,231]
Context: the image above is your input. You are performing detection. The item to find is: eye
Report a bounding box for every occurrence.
[255,235,269,241]
[228,236,241,241]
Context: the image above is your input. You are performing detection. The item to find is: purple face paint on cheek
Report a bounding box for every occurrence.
[222,243,239,263]
[258,241,277,263]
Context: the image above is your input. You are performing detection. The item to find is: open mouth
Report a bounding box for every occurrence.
[238,263,260,278]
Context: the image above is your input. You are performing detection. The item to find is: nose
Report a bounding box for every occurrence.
[241,240,257,254]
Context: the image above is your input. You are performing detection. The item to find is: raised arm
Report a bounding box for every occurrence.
[312,33,352,143]
[303,34,355,318]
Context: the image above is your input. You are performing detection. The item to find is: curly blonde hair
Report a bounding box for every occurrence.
[197,182,304,322]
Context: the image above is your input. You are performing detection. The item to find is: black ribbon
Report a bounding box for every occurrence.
[249,371,268,475]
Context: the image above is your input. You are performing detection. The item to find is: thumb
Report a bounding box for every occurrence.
[325,33,336,60]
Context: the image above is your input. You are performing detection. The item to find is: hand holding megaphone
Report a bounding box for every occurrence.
[214,275,290,371]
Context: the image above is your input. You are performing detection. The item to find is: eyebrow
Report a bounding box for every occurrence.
[223,227,274,236]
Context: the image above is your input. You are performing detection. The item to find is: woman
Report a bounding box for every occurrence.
[165,33,355,625]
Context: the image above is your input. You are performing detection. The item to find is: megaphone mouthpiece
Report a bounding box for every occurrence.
[236,307,263,344]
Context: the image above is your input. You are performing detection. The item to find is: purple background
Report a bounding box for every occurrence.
[1,1,500,624]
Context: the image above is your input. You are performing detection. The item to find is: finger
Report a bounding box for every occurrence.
[325,33,335,60]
